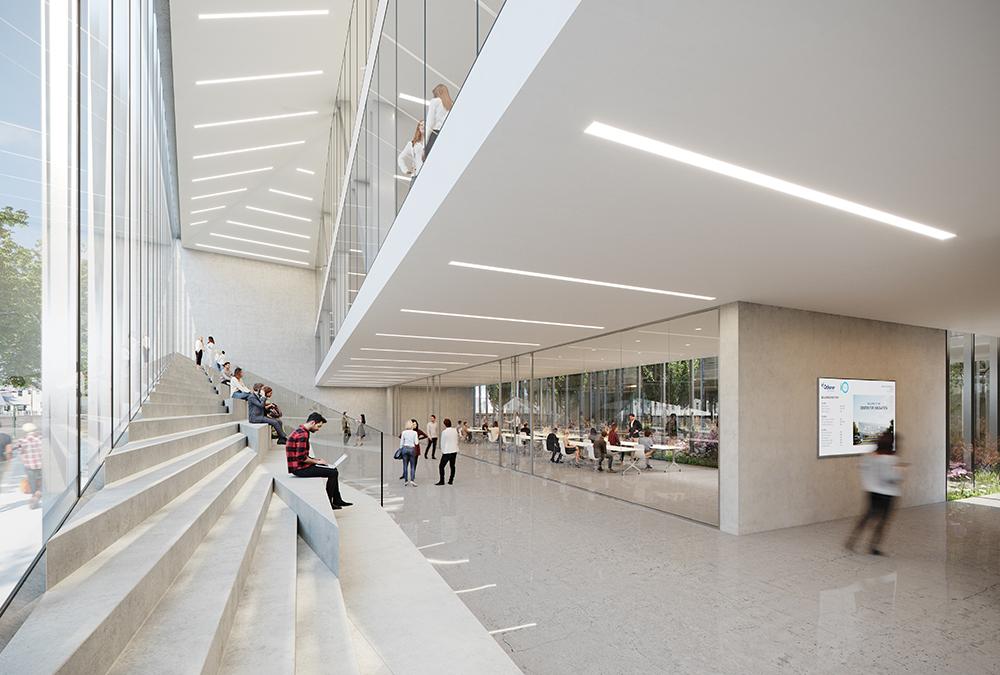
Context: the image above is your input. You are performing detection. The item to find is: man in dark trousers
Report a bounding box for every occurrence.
[248,385,287,445]
[627,413,642,440]
[547,425,562,463]
[286,413,352,510]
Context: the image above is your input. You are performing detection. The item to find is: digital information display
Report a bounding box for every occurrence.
[818,378,895,457]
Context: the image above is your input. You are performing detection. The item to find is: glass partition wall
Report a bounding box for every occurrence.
[947,331,1000,499]
[315,0,507,357]
[402,310,721,525]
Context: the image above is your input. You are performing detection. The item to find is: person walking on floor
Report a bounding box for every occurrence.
[286,413,352,510]
[400,420,419,486]
[355,414,367,446]
[194,336,204,366]
[426,414,439,459]
[845,431,903,555]
[248,386,287,445]
[341,412,351,445]
[435,418,459,485]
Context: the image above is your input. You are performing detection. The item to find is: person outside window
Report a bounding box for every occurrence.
[400,420,419,486]
[435,418,459,485]
[15,423,42,509]
[426,414,439,459]
[286,413,351,510]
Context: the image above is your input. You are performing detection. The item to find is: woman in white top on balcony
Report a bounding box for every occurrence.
[397,121,424,178]
[422,83,453,159]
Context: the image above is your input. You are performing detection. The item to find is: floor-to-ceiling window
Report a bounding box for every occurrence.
[0,0,189,613]
[947,331,1000,499]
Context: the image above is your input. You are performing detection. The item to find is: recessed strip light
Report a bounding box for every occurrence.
[194,111,319,129]
[193,140,305,160]
[191,205,226,214]
[348,248,363,253]
[584,121,957,241]
[348,272,366,277]
[361,348,498,358]
[398,92,428,105]
[199,10,330,20]
[195,244,309,265]
[209,232,309,253]
[189,220,207,226]
[394,175,413,182]
[226,219,310,240]
[295,168,315,175]
[351,357,469,365]
[400,309,603,330]
[192,166,273,183]
[191,187,247,200]
[246,205,312,222]
[375,333,541,347]
[343,364,446,371]
[196,70,323,86]
[449,261,715,301]
[269,188,313,201]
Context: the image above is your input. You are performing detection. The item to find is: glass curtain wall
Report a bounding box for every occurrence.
[0,0,189,611]
[947,331,1000,499]
[402,310,720,525]
[315,0,507,357]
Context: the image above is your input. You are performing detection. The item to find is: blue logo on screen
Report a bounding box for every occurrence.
[841,381,850,393]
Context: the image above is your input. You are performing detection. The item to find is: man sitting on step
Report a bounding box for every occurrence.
[248,383,287,445]
[285,413,353,510]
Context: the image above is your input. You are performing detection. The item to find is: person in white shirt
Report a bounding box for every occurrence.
[435,418,460,485]
[229,367,252,400]
[426,414,439,459]
[845,431,903,555]
[194,336,204,366]
[400,420,419,486]
[215,350,226,372]
[204,337,216,372]
[397,121,424,177]
[422,84,453,159]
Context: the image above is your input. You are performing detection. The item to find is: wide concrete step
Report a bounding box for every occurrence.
[139,401,227,419]
[295,537,360,675]
[157,373,215,391]
[108,470,273,675]
[148,390,224,405]
[129,412,233,442]
[155,377,220,395]
[105,421,242,483]
[0,450,258,674]
[46,433,248,587]
[220,497,298,675]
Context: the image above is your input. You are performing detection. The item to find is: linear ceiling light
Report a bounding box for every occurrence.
[192,166,273,183]
[193,140,305,160]
[584,121,957,241]
[348,272,366,277]
[199,10,330,20]
[349,248,363,253]
[361,348,498,358]
[195,244,308,265]
[351,357,469,365]
[295,168,315,175]
[269,188,313,201]
[226,219,310,239]
[196,70,323,86]
[246,205,312,222]
[191,205,226,214]
[394,174,413,182]
[375,333,541,347]
[209,232,309,253]
[449,260,715,301]
[189,220,207,226]
[194,111,318,129]
[191,187,247,200]
[400,309,603,330]
[344,364,446,371]
[398,92,428,105]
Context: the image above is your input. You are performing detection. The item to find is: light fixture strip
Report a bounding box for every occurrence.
[191,187,247,201]
[343,364,447,371]
[400,309,604,330]
[246,205,313,222]
[193,140,305,160]
[196,244,308,266]
[584,121,957,241]
[360,348,498,358]
[375,333,541,347]
[295,168,315,175]
[398,92,428,105]
[209,232,309,253]
[269,188,313,201]
[194,111,319,129]
[189,220,207,226]
[199,10,330,20]
[190,205,226,214]
[196,70,323,86]
[192,166,273,183]
[350,357,469,365]
[449,260,715,300]
[226,219,310,240]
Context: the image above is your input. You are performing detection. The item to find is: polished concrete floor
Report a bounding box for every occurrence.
[328,440,1000,674]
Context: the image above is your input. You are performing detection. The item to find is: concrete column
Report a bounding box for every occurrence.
[718,302,740,535]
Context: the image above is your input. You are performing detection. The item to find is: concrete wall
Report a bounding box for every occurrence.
[397,386,475,436]
[720,302,945,535]
[180,249,391,429]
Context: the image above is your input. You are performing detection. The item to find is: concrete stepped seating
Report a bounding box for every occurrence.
[219,496,298,675]
[46,433,248,587]
[148,389,226,405]
[0,450,258,674]
[139,400,227,419]
[128,412,233,442]
[295,538,360,675]
[107,470,273,675]
[104,421,242,482]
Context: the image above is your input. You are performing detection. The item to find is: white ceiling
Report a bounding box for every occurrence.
[169,1,353,267]
[328,1,1000,389]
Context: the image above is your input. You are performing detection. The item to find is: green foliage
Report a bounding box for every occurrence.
[947,470,1000,501]
[0,206,42,387]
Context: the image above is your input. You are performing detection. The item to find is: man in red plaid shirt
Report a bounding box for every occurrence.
[16,423,43,509]
[286,412,352,510]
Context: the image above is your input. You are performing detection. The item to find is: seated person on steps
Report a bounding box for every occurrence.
[285,413,352,511]
[248,383,287,445]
